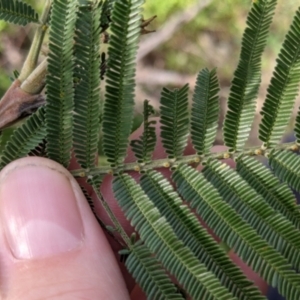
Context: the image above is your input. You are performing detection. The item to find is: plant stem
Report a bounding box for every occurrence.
[18,0,51,84]
[91,183,132,247]
[21,58,47,94]
[71,141,299,177]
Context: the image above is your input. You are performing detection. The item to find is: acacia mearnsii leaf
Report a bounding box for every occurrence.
[160,84,189,159]
[236,155,300,229]
[191,68,220,155]
[203,159,300,270]
[73,1,102,170]
[113,173,236,300]
[0,107,46,169]
[102,0,144,166]
[223,0,277,151]
[260,7,300,147]
[210,158,300,268]
[172,164,300,299]
[0,0,39,26]
[45,0,77,167]
[269,150,300,194]
[140,170,265,299]
[126,243,184,300]
[130,100,156,163]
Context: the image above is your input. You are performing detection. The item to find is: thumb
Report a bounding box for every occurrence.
[0,157,129,300]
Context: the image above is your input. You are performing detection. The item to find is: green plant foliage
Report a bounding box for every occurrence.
[113,173,236,299]
[173,164,300,299]
[73,2,102,170]
[236,155,300,229]
[0,0,39,26]
[102,0,144,166]
[140,170,265,299]
[260,7,300,147]
[223,0,277,151]
[3,0,300,299]
[269,150,300,193]
[45,0,77,167]
[160,84,189,159]
[0,107,45,168]
[130,100,156,163]
[126,243,184,300]
[100,0,115,30]
[203,159,300,270]
[191,68,220,155]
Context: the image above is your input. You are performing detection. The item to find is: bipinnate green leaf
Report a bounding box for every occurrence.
[45,0,77,167]
[73,2,102,170]
[223,0,277,151]
[173,164,300,299]
[140,170,265,299]
[0,0,39,26]
[102,0,144,166]
[191,68,220,155]
[203,159,300,270]
[160,84,189,159]
[260,7,300,147]
[113,173,236,300]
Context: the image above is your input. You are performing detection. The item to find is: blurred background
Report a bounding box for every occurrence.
[0,1,298,299]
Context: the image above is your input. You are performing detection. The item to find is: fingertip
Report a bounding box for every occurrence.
[0,157,130,299]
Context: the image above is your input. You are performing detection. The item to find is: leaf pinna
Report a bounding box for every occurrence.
[160,83,189,159]
[130,100,156,163]
[102,0,144,166]
[223,0,277,151]
[0,0,39,26]
[191,68,220,155]
[260,7,300,147]
[73,2,102,170]
[45,0,77,167]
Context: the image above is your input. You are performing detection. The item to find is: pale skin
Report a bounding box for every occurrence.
[0,120,268,299]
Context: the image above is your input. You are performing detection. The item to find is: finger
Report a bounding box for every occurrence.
[0,157,129,300]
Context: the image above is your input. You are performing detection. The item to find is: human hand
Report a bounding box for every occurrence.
[0,122,268,299]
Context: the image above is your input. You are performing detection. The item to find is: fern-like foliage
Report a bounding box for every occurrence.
[0,0,39,26]
[73,2,102,170]
[269,150,300,193]
[45,0,77,167]
[259,7,300,147]
[223,0,277,151]
[173,164,300,299]
[203,159,300,270]
[130,100,156,163]
[102,0,144,166]
[236,156,300,229]
[126,243,184,300]
[191,68,220,155]
[140,170,265,299]
[160,84,189,159]
[0,107,46,168]
[113,173,237,300]
[100,0,115,30]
